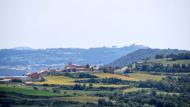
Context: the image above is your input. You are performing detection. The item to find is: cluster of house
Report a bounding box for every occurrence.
[27,63,100,79]
[0,76,31,84]
[64,63,99,72]
[0,63,101,85]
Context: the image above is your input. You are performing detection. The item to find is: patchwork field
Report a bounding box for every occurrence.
[1,71,190,107]
[35,74,129,88]
[34,72,165,89]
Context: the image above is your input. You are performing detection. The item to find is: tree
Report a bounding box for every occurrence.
[89,83,93,89]
[73,84,84,90]
[155,54,164,59]
[52,88,60,93]
[11,78,22,83]
[98,99,106,106]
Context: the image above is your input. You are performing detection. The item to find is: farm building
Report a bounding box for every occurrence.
[0,79,11,84]
[64,64,88,72]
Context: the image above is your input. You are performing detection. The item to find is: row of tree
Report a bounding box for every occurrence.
[155,52,190,60]
[75,78,130,84]
[134,63,190,72]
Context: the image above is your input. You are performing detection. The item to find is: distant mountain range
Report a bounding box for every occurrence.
[0,44,148,66]
[1,45,190,76]
[108,49,189,68]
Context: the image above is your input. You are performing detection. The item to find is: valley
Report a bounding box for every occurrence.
[0,50,190,107]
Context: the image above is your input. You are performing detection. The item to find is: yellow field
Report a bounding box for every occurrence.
[128,72,165,81]
[34,76,128,88]
[35,72,164,87]
[93,73,137,81]
[123,87,142,93]
[35,76,75,85]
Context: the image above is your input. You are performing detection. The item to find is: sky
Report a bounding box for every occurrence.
[0,0,190,50]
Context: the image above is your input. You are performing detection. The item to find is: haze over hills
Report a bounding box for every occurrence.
[108,48,190,68]
[0,44,148,66]
[1,44,190,76]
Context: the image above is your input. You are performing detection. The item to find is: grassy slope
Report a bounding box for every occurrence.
[0,84,62,96]
[128,72,165,81]
[0,84,107,104]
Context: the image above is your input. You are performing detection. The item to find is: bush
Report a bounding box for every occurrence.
[11,78,22,83]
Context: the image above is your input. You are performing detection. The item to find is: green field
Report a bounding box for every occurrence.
[0,84,62,97]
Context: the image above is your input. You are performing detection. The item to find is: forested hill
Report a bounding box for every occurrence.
[0,45,148,66]
[108,49,189,68]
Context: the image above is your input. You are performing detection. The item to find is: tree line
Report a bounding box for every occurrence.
[134,63,190,72]
[155,52,190,60]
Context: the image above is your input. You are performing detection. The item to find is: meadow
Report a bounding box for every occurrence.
[0,84,61,97]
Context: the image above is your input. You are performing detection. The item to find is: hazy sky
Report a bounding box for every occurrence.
[0,0,190,50]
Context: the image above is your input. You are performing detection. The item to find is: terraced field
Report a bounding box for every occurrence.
[93,73,137,81]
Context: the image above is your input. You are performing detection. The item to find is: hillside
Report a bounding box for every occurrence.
[108,49,189,68]
[0,45,148,66]
[0,44,149,76]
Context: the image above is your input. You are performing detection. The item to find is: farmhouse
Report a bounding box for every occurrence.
[0,79,11,84]
[27,72,40,79]
[24,81,33,86]
[0,76,31,83]
[64,63,88,72]
[26,72,44,81]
